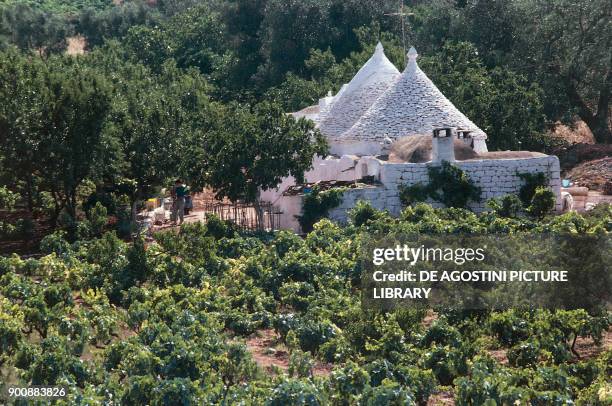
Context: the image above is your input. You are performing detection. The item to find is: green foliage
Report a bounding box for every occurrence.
[348,200,384,227]
[518,172,549,206]
[86,201,108,237]
[399,161,481,209]
[528,187,556,219]
[361,379,415,406]
[201,101,329,205]
[487,194,524,218]
[297,186,345,233]
[266,378,323,406]
[0,204,610,403]
[419,41,546,151]
[0,49,117,222]
[1,1,115,14]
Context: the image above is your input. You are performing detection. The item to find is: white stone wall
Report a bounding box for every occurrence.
[326,156,562,225]
[259,155,361,204]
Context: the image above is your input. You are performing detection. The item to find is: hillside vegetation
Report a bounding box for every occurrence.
[1,205,610,404]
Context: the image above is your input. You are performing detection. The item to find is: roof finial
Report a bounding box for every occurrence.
[407,46,418,60]
[406,46,418,72]
[375,42,384,54]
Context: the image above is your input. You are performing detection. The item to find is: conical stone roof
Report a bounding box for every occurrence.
[317,43,400,138]
[339,47,487,152]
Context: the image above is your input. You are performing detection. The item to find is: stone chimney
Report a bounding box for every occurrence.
[432,127,455,162]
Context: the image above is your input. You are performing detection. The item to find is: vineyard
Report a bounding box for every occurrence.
[1,203,610,404]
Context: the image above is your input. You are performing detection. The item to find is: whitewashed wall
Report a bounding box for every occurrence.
[259,155,361,204]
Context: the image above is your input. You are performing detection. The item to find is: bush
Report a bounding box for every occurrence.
[399,161,481,209]
[361,379,415,406]
[487,194,523,218]
[349,200,381,227]
[39,231,72,256]
[279,281,315,311]
[394,366,436,405]
[205,213,236,239]
[298,186,345,233]
[87,201,108,237]
[267,379,323,406]
[507,340,541,367]
[518,172,548,206]
[329,361,369,403]
[528,187,556,218]
[488,311,530,346]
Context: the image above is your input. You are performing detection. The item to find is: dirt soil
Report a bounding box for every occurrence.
[389,135,478,163]
[66,36,86,55]
[245,329,332,377]
[550,120,595,145]
[554,143,612,171]
[428,388,455,405]
[573,328,612,360]
[564,157,612,192]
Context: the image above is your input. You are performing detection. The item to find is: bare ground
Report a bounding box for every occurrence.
[551,120,595,145]
[428,388,455,406]
[245,329,332,377]
[565,157,612,192]
[573,328,612,360]
[66,36,86,55]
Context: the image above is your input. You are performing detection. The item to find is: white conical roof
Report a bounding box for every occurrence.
[341,47,487,145]
[317,42,400,138]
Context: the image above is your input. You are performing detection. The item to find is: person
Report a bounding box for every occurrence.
[172,179,187,225]
[184,186,193,215]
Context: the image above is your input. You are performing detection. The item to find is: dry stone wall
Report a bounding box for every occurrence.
[327,156,562,224]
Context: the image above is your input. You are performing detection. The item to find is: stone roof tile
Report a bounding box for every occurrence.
[317,42,400,137]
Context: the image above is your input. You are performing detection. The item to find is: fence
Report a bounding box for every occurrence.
[199,199,282,232]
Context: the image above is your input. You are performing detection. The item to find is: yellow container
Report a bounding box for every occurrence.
[145,198,157,211]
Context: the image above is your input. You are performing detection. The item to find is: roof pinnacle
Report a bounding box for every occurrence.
[407,46,418,59]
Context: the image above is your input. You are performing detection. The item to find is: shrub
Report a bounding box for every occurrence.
[267,379,323,406]
[507,340,541,368]
[394,366,436,405]
[349,200,380,227]
[528,187,556,218]
[329,361,370,402]
[488,311,530,346]
[361,379,415,406]
[205,213,236,239]
[279,281,315,311]
[297,186,345,233]
[87,201,108,237]
[271,230,305,259]
[518,172,548,206]
[319,335,352,363]
[39,231,72,256]
[288,349,314,378]
[487,194,523,218]
[399,161,481,209]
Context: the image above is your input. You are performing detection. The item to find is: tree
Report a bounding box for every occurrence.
[513,0,611,143]
[504,0,612,143]
[420,41,546,151]
[0,50,116,221]
[39,58,115,220]
[0,48,48,211]
[201,101,328,226]
[0,4,70,57]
